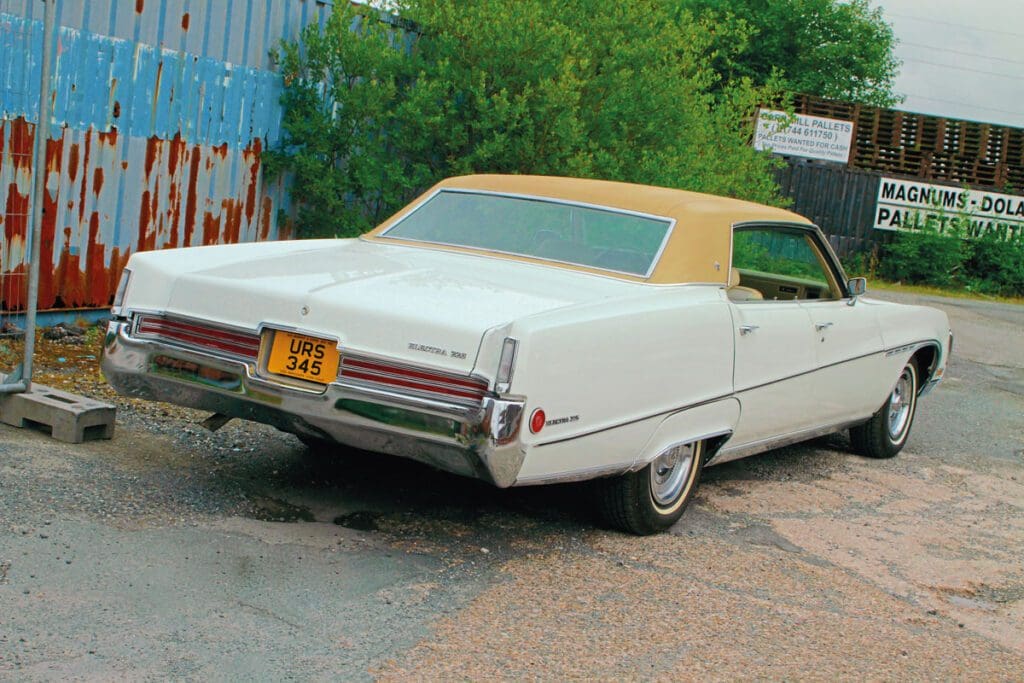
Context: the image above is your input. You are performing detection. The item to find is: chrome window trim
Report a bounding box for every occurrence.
[377,187,677,279]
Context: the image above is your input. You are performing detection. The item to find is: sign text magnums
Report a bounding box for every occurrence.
[874,178,1024,240]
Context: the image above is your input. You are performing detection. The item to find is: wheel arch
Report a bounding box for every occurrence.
[911,341,943,393]
[633,398,740,471]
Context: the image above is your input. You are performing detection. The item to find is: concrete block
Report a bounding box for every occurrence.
[0,383,116,443]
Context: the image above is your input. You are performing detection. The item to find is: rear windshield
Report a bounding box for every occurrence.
[381,190,673,277]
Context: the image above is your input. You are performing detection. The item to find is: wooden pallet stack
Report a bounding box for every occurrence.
[792,95,1023,192]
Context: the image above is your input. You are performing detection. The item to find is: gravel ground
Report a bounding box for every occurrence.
[1,292,1022,680]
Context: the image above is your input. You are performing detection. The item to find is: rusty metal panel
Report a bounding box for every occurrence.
[1,0,332,312]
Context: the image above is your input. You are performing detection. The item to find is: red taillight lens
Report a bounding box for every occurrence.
[529,408,546,434]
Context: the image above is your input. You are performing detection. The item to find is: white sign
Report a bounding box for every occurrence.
[753,109,854,164]
[874,178,1024,240]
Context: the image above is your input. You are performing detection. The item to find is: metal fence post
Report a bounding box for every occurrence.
[0,0,55,394]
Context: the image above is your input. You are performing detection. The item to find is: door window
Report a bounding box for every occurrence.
[730,227,840,301]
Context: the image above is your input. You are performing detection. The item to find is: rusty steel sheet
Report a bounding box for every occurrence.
[0,0,332,313]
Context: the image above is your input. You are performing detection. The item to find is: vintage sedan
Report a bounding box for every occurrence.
[102,175,951,534]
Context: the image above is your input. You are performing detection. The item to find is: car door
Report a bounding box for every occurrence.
[726,225,827,448]
[798,235,885,425]
[729,299,819,447]
[802,299,885,424]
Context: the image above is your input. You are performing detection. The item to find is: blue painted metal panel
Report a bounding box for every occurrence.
[0,0,334,312]
[1,13,292,148]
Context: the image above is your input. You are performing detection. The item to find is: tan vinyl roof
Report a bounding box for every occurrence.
[364,174,812,285]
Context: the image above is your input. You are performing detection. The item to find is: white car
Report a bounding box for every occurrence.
[102,175,952,534]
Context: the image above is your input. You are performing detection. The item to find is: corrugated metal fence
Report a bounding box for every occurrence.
[0,0,334,312]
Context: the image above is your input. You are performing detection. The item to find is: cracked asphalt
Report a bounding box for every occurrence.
[1,290,1022,680]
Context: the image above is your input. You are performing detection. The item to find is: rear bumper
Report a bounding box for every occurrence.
[100,321,527,487]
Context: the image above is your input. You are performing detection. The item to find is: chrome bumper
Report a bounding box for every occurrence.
[100,321,527,487]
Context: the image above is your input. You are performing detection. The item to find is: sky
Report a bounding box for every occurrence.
[875,0,1024,129]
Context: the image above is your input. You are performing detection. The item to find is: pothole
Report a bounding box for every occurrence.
[333,511,381,531]
[250,496,315,523]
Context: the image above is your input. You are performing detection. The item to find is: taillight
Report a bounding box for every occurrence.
[495,337,518,393]
[529,408,546,434]
[112,268,132,312]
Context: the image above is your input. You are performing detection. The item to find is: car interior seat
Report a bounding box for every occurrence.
[726,267,764,301]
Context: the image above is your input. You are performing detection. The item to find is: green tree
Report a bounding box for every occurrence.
[266,0,784,238]
[677,0,901,107]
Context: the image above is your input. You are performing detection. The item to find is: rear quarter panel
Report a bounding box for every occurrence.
[509,287,735,479]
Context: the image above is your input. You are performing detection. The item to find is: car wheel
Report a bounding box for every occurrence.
[599,440,705,535]
[850,358,919,459]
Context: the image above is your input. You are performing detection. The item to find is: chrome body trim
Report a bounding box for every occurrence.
[711,418,869,465]
[528,338,945,456]
[101,321,527,488]
[377,187,676,279]
[884,339,946,393]
[516,429,733,486]
[533,394,733,448]
[513,461,638,487]
[734,340,944,396]
[494,337,519,394]
[846,277,867,305]
[633,429,733,470]
[918,376,943,397]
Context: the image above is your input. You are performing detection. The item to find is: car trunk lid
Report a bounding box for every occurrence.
[163,239,636,374]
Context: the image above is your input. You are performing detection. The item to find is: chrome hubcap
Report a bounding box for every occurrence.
[887,368,914,439]
[650,443,694,506]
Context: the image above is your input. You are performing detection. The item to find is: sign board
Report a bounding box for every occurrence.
[874,177,1024,240]
[753,109,854,164]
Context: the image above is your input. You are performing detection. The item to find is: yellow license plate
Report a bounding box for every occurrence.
[266,331,340,384]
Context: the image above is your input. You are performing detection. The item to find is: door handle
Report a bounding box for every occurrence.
[815,322,834,331]
[739,324,759,335]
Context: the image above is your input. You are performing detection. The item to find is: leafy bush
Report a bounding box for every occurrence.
[961,228,1024,296]
[265,0,785,238]
[840,249,879,279]
[679,0,901,107]
[871,222,1024,296]
[878,226,966,287]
